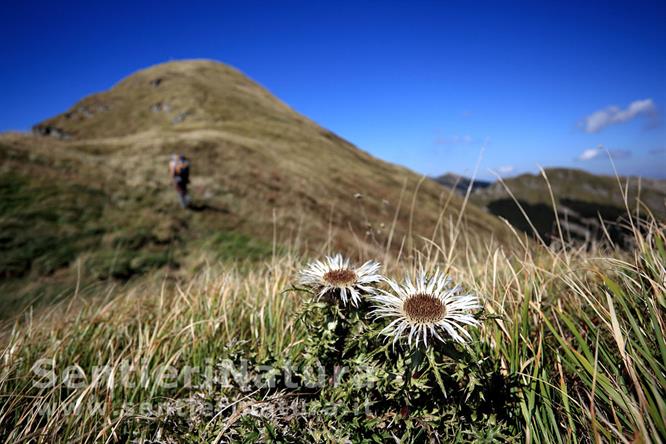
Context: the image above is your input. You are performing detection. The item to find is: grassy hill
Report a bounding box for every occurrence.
[0,60,513,319]
[435,168,666,247]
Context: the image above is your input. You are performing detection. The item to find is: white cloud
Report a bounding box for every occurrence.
[577,145,631,161]
[496,165,514,174]
[581,98,657,133]
[578,147,602,161]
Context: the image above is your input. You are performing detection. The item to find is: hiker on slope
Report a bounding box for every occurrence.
[169,154,191,208]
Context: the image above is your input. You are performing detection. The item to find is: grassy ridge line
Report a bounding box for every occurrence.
[473,168,666,217]
[465,167,666,246]
[1,214,664,442]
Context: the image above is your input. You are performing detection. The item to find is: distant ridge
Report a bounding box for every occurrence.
[432,173,491,194]
[434,168,666,247]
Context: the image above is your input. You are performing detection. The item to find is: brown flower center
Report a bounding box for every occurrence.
[403,294,446,323]
[323,268,357,286]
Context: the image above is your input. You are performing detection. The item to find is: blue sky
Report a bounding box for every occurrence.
[1,0,665,179]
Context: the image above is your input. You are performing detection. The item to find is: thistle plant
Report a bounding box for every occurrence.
[298,253,382,307]
[297,254,383,374]
[292,259,517,440]
[371,269,481,347]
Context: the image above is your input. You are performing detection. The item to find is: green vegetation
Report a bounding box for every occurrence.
[201,231,274,262]
[0,167,272,317]
[0,173,105,278]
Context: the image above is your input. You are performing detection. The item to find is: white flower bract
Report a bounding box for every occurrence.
[299,254,382,306]
[371,270,480,347]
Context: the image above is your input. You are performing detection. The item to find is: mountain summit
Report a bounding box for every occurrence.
[34,60,307,140]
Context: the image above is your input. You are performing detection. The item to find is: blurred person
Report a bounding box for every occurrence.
[169,154,191,208]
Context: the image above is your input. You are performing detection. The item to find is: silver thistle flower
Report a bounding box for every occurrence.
[371,270,480,347]
[299,254,382,306]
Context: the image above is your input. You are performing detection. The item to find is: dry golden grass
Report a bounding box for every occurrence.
[0,208,663,442]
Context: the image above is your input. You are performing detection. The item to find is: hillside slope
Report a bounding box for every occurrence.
[439,168,666,246]
[0,60,513,318]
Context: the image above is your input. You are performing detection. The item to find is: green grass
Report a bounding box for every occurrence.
[0,173,105,278]
[201,231,274,262]
[0,168,274,319]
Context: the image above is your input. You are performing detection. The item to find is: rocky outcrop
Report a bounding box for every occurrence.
[32,124,70,140]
